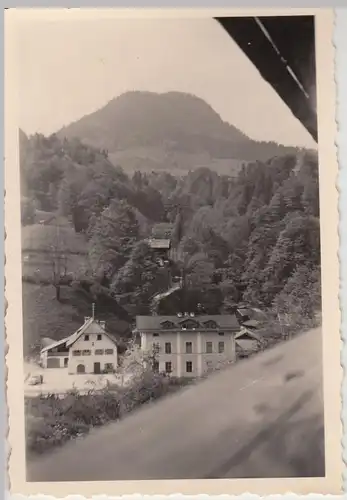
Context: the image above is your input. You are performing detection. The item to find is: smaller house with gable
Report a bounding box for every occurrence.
[235,327,263,357]
[40,312,118,375]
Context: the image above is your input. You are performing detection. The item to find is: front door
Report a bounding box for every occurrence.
[94,362,101,374]
[77,364,85,374]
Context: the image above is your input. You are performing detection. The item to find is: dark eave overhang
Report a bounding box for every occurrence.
[215,15,317,143]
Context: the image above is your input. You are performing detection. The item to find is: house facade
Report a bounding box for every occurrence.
[40,317,118,375]
[235,327,263,357]
[136,313,240,377]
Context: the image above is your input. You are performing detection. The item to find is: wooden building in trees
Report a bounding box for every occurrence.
[148,222,174,256]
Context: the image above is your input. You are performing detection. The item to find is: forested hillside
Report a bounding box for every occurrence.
[20,128,321,354]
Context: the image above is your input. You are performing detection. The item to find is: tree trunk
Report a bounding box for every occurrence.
[55,285,61,301]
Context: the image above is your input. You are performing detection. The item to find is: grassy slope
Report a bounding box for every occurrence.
[21,213,132,356]
[22,283,83,357]
[22,213,88,281]
[22,215,86,355]
[22,214,88,356]
[22,214,87,253]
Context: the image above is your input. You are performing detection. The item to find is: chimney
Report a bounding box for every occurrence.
[99,320,106,329]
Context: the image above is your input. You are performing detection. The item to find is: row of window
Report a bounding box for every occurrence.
[153,341,225,354]
[72,348,114,356]
[75,362,115,373]
[154,361,193,374]
[83,334,103,341]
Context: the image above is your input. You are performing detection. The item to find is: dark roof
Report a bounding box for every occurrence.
[237,307,267,322]
[242,319,260,328]
[136,314,239,331]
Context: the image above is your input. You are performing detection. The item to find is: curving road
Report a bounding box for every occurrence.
[27,327,324,482]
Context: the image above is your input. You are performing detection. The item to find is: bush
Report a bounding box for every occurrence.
[25,370,174,455]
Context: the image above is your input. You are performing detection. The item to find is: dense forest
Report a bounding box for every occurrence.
[20,128,321,342]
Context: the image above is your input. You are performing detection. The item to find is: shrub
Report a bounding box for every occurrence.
[25,370,177,455]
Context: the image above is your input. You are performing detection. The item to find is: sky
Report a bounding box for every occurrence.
[17,16,316,148]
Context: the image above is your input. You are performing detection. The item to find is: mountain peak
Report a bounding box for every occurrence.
[57,91,300,175]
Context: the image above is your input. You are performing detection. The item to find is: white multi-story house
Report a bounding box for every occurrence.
[136,313,240,377]
[40,316,118,374]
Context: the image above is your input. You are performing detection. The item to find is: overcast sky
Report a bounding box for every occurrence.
[17,17,316,148]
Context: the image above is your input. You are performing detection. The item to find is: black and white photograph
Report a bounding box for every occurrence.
[5,7,341,496]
